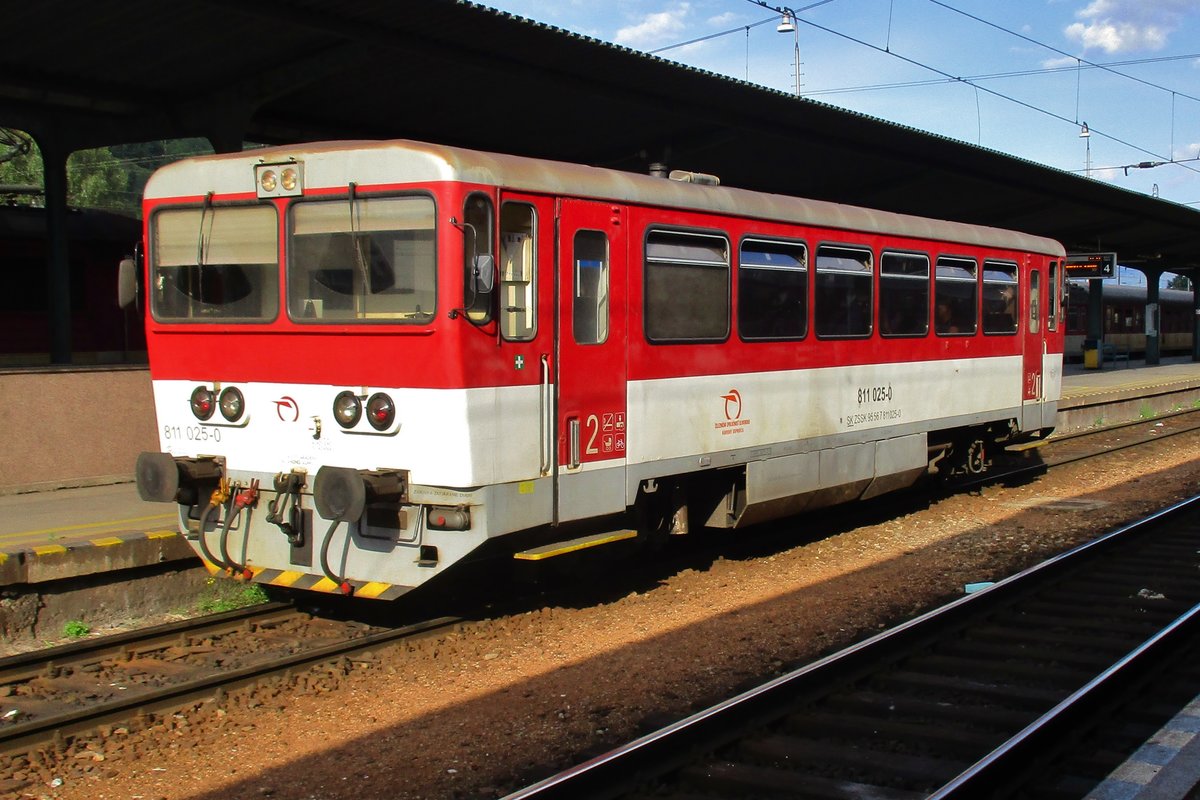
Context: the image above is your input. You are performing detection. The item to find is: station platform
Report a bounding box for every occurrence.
[0,482,190,587]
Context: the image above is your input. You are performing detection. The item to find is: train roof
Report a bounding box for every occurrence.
[146,139,1066,258]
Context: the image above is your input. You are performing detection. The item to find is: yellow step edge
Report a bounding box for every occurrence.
[514,529,637,561]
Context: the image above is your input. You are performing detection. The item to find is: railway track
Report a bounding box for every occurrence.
[0,601,459,755]
[2,413,1193,769]
[504,495,1200,800]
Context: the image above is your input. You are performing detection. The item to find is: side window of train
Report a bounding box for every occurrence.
[935,256,977,335]
[1047,261,1059,331]
[463,193,495,325]
[500,203,536,341]
[1029,270,1041,334]
[879,251,929,337]
[982,260,1019,335]
[814,245,872,338]
[738,238,807,340]
[573,230,609,345]
[645,229,730,342]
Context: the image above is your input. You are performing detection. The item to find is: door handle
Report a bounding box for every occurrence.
[540,355,551,475]
[568,417,581,469]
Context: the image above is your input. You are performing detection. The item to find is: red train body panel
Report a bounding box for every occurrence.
[131,140,1066,599]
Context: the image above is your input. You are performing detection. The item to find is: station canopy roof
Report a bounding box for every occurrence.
[4,0,1198,271]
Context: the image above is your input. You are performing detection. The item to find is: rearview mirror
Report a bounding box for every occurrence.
[117,256,138,309]
[473,254,495,294]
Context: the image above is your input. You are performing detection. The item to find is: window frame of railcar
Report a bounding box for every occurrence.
[150,202,280,324]
[499,201,537,342]
[737,236,808,342]
[934,256,978,336]
[462,192,495,325]
[879,250,929,338]
[286,192,438,324]
[644,227,731,343]
[814,243,873,339]
[1047,261,1059,332]
[981,260,1019,335]
[1028,269,1041,334]
[573,229,610,345]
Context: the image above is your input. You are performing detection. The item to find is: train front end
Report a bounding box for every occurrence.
[134,142,526,600]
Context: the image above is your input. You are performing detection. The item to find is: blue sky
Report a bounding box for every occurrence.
[480,0,1200,210]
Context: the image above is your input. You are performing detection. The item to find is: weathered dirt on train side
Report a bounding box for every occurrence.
[8,429,1200,800]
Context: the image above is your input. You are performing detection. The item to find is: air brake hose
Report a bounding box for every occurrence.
[196,478,232,569]
[221,480,259,580]
[195,501,224,569]
[318,515,354,596]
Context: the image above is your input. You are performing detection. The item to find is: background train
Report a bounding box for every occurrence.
[130,139,1065,600]
[1065,281,1194,359]
[0,197,144,365]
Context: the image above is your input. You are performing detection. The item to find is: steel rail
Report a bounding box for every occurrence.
[501,493,1200,800]
[0,602,295,684]
[0,614,461,755]
[931,600,1200,797]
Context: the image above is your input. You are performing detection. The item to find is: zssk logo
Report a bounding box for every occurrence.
[275,396,299,422]
[721,389,742,421]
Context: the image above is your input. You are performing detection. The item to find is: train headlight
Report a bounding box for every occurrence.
[218,387,245,422]
[255,161,304,198]
[190,386,216,421]
[281,167,299,192]
[333,391,362,428]
[366,393,395,431]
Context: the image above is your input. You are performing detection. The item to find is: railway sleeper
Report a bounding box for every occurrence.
[1035,584,1197,611]
[738,734,970,785]
[679,760,925,800]
[902,653,1093,688]
[823,689,1036,732]
[1007,608,1170,636]
[783,709,1003,760]
[934,638,1121,670]
[876,670,1064,708]
[965,624,1136,655]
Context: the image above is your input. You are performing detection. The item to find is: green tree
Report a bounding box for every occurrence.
[1166,273,1192,291]
[0,129,212,215]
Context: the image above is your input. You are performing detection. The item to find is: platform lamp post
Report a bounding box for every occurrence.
[1079,122,1092,177]
[777,9,801,96]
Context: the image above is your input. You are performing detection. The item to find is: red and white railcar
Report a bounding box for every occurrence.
[132,139,1066,599]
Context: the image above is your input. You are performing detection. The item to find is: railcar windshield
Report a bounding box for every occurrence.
[151,204,278,322]
[289,196,436,323]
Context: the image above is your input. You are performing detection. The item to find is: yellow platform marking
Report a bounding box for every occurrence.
[90,537,125,547]
[146,530,179,539]
[33,544,68,556]
[514,529,637,561]
[0,513,176,541]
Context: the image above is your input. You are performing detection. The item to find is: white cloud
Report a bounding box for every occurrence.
[708,11,737,26]
[615,3,691,49]
[1064,0,1200,53]
[1041,55,1080,69]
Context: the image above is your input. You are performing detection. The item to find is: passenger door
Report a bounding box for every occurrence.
[1022,266,1045,430]
[555,199,627,523]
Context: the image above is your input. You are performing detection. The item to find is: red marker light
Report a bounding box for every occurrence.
[365,393,395,431]
[190,386,216,421]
